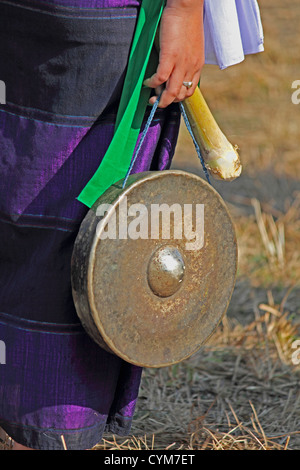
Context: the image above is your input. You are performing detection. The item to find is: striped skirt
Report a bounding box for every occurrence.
[0,0,180,449]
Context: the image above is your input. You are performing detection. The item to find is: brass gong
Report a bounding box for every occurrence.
[71,170,237,367]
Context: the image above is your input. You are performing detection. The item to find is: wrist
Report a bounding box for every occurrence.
[166,0,204,9]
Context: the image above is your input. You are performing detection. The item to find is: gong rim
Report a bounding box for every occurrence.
[73,170,238,368]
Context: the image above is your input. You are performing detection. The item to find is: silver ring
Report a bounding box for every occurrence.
[183,81,193,89]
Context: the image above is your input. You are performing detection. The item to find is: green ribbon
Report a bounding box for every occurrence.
[77,0,165,208]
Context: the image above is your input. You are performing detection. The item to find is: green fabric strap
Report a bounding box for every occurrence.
[77,0,165,208]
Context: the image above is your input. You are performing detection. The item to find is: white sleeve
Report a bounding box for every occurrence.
[203,0,264,70]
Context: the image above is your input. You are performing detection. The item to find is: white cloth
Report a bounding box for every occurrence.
[203,0,264,69]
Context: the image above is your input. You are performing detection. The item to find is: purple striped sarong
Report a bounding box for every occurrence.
[0,0,180,449]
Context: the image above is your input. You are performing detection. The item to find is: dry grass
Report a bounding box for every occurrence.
[234,194,300,286]
[92,293,299,451]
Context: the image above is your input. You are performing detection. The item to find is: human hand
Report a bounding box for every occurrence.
[143,0,205,108]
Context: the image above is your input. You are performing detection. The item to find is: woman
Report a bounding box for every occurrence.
[0,0,263,450]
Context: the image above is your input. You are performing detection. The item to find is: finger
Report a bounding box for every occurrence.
[158,67,185,108]
[174,70,201,102]
[173,85,190,103]
[149,69,201,106]
[184,70,201,97]
[143,60,173,89]
[155,84,164,97]
[148,85,164,106]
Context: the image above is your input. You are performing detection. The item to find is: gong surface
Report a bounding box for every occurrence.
[71,170,237,367]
